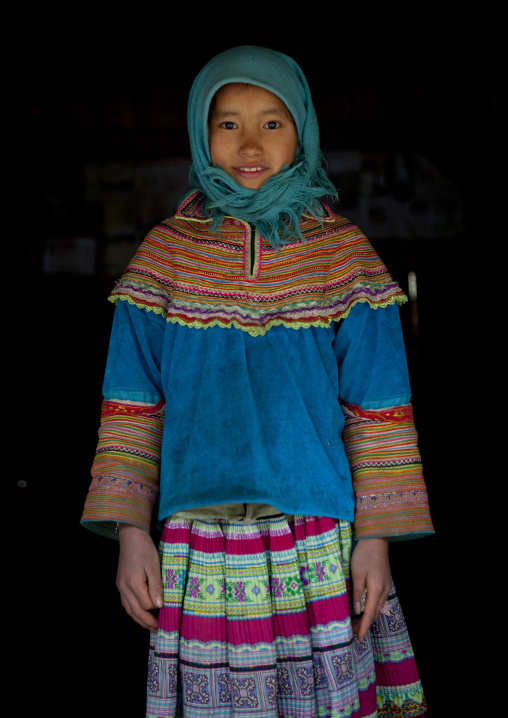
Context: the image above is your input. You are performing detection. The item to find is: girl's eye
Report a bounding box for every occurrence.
[221,121,237,130]
[265,121,281,130]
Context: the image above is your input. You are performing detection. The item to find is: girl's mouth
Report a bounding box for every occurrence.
[233,165,268,178]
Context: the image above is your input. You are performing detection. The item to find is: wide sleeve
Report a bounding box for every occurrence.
[81,300,166,539]
[333,301,434,541]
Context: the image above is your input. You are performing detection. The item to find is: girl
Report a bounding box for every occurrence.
[82,45,433,718]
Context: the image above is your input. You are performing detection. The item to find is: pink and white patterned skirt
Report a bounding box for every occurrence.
[146,515,427,718]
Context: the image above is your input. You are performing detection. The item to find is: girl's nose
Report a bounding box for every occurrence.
[239,131,262,157]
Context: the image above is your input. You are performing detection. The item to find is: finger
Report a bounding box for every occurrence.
[352,583,366,616]
[356,612,373,643]
[146,565,164,610]
[134,607,159,631]
[355,589,388,642]
[118,574,160,630]
[128,606,159,631]
[121,591,159,631]
[351,614,361,636]
[356,603,378,642]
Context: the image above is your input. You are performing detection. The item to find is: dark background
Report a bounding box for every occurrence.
[13,18,498,716]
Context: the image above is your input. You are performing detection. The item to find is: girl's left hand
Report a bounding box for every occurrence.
[350,537,391,642]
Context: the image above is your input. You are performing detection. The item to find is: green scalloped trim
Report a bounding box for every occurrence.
[108,293,167,315]
[376,680,425,707]
[109,293,407,337]
[373,645,416,664]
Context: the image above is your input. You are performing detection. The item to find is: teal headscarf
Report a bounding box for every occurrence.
[185,45,337,249]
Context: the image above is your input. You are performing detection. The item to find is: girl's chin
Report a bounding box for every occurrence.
[234,174,269,189]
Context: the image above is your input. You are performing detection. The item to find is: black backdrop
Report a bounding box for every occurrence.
[13,18,497,716]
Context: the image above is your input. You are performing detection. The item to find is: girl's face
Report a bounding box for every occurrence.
[208,83,298,190]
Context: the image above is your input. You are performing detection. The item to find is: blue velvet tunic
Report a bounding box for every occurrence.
[102,299,411,525]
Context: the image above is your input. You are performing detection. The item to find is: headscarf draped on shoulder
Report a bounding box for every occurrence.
[185,45,337,249]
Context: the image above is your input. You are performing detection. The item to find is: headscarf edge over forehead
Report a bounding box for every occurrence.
[185,45,337,249]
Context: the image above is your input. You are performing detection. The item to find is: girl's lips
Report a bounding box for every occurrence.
[233,165,268,179]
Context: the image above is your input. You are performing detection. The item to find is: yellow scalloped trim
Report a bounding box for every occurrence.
[110,293,407,337]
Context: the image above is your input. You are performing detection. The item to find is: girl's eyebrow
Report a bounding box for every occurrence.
[260,107,289,117]
[212,109,241,119]
[213,106,290,119]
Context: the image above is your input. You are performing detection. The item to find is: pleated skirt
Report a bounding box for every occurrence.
[146,515,428,718]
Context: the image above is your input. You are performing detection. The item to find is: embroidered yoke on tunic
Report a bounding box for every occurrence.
[108,191,406,334]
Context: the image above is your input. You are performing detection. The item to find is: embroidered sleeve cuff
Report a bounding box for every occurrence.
[341,401,434,541]
[81,399,165,539]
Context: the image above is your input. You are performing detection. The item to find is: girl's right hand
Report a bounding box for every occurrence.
[116,523,163,631]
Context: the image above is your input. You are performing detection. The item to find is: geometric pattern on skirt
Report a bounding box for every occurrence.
[146,515,428,717]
